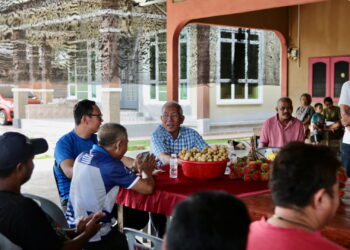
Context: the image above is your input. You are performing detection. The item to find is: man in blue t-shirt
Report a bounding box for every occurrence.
[54,100,102,211]
[54,99,149,231]
[66,123,155,250]
[54,100,137,209]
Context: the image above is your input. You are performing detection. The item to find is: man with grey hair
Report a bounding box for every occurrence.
[149,101,208,238]
[259,97,304,148]
[66,123,156,250]
[150,101,208,166]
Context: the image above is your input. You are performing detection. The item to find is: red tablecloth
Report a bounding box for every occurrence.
[116,166,269,216]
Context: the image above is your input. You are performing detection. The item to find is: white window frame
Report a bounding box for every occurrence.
[87,40,101,101]
[146,29,190,104]
[178,30,190,104]
[67,56,77,100]
[146,30,165,104]
[67,40,100,101]
[216,27,264,105]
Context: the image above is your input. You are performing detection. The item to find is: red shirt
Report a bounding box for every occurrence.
[259,115,304,148]
[247,218,345,250]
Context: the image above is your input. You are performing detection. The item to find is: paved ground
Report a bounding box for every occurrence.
[21,151,143,207]
[1,121,252,208]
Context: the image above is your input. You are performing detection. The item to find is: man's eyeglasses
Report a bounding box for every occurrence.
[87,113,103,119]
[162,113,181,119]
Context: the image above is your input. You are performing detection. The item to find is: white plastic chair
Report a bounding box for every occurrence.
[23,193,68,228]
[0,233,22,250]
[124,227,163,250]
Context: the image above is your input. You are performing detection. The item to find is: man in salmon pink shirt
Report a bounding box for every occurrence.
[247,142,345,250]
[258,97,304,148]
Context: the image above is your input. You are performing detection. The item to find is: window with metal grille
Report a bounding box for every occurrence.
[218,28,262,104]
[149,30,189,101]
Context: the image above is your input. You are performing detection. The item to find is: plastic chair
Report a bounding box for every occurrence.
[0,233,22,250]
[23,193,68,228]
[124,227,163,250]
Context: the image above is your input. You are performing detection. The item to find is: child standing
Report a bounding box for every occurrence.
[310,103,326,144]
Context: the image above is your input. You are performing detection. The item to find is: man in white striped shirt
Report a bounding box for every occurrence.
[66,123,155,250]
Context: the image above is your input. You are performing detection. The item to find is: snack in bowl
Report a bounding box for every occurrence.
[178,145,229,179]
[178,145,228,162]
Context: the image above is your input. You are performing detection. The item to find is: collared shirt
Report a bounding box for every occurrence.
[66,145,139,241]
[150,125,208,164]
[259,115,304,148]
[323,106,341,122]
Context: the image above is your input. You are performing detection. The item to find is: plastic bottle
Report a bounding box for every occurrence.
[169,154,178,178]
[225,145,237,175]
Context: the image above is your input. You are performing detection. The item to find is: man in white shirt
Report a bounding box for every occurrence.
[338,80,350,176]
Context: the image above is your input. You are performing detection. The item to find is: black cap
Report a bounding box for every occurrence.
[0,132,48,170]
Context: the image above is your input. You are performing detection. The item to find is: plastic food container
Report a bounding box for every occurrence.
[256,147,281,160]
[180,159,229,180]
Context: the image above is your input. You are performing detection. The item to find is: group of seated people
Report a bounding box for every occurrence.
[0,98,347,249]
[166,142,344,250]
[295,94,343,144]
[259,95,343,148]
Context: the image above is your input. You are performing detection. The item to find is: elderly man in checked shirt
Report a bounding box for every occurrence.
[150,101,209,166]
[148,101,209,237]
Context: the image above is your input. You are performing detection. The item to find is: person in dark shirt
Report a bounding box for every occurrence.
[0,132,103,250]
[165,191,250,250]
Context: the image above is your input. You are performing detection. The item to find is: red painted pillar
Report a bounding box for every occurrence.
[166,25,179,102]
[274,31,288,97]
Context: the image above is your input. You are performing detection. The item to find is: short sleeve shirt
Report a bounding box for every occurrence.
[150,125,209,164]
[323,106,341,122]
[311,113,325,126]
[259,115,304,148]
[247,218,345,250]
[295,105,314,123]
[54,130,98,202]
[338,81,350,144]
[66,145,139,241]
[0,191,63,250]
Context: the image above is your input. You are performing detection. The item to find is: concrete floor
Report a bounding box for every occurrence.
[21,152,143,208]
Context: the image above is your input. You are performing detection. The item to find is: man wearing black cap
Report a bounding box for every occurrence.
[0,132,104,250]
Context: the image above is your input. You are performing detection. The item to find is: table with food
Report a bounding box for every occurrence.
[116,144,278,217]
[115,142,349,246]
